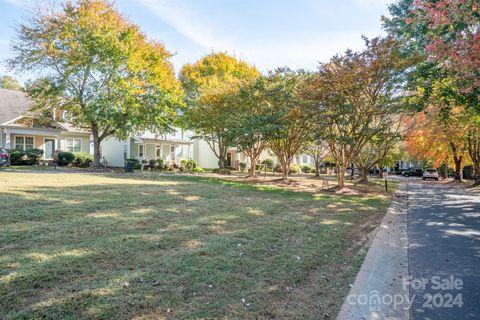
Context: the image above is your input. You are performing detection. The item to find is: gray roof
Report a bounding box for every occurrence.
[0,88,30,124]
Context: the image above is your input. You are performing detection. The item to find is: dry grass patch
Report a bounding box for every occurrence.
[0,171,394,319]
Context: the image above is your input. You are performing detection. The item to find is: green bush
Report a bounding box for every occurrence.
[261,158,275,170]
[274,164,283,173]
[193,166,204,173]
[301,164,314,173]
[156,158,164,169]
[72,152,93,168]
[185,160,198,171]
[289,164,302,174]
[10,148,43,165]
[56,151,75,166]
[212,168,232,175]
[239,162,247,171]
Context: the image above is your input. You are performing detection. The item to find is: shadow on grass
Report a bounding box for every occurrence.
[1,174,390,319]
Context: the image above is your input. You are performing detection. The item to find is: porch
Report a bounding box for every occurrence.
[0,126,91,160]
[1,127,61,160]
[131,137,193,165]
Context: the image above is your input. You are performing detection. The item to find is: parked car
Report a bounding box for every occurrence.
[402,168,423,177]
[423,168,439,181]
[0,148,10,167]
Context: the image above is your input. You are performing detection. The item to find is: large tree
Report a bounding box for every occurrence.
[385,0,480,182]
[180,52,259,169]
[311,37,407,188]
[9,0,183,166]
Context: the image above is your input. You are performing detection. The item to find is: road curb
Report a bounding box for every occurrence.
[337,181,410,320]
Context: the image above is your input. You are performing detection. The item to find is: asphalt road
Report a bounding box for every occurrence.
[407,179,480,319]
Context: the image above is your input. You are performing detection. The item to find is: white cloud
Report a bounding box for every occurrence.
[135,0,234,50]
[134,0,382,72]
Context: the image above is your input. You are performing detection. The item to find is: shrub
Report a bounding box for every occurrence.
[73,152,93,168]
[156,158,164,169]
[289,164,302,174]
[168,166,174,171]
[182,159,197,171]
[212,168,232,175]
[301,164,314,173]
[56,151,75,166]
[193,166,204,173]
[149,159,157,168]
[10,148,43,165]
[239,162,247,171]
[179,166,185,172]
[261,158,275,170]
[274,164,283,173]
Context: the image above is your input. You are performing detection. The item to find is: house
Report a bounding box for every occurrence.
[101,130,194,167]
[1,88,316,170]
[0,89,91,160]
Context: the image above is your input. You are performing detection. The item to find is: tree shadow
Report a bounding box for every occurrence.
[1,174,389,319]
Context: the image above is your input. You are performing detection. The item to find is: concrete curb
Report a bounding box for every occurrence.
[337,181,410,320]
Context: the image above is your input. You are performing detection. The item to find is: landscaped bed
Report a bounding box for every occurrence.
[0,171,393,319]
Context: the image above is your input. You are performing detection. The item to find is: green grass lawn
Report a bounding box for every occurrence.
[0,172,393,319]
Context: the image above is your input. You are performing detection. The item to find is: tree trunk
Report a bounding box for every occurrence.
[336,164,346,188]
[357,167,369,183]
[281,159,291,180]
[218,157,225,169]
[314,158,320,177]
[92,130,102,167]
[453,156,463,180]
[248,154,260,177]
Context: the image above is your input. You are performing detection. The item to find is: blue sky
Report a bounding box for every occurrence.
[0,0,394,82]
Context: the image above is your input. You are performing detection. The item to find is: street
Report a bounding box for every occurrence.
[407,179,480,319]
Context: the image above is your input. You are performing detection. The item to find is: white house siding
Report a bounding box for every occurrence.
[101,137,127,167]
[193,139,219,169]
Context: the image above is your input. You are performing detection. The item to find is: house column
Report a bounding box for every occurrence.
[56,135,61,152]
[125,139,131,160]
[0,129,3,148]
[5,129,11,149]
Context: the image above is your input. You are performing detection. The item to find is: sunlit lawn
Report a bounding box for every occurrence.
[0,171,393,319]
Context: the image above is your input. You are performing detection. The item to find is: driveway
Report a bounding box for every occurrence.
[407,179,480,319]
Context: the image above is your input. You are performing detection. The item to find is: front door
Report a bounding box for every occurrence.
[44,139,55,160]
[226,152,232,167]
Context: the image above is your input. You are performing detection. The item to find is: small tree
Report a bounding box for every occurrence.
[311,37,407,188]
[9,0,183,167]
[230,77,283,177]
[354,120,402,183]
[180,52,259,169]
[264,69,314,180]
[302,141,329,177]
[0,75,22,91]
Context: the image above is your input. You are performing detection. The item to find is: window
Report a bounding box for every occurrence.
[66,138,82,153]
[15,136,34,150]
[138,144,145,157]
[170,145,175,161]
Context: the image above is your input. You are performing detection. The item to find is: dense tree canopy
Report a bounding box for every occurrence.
[180,52,259,169]
[310,37,407,187]
[9,0,183,166]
